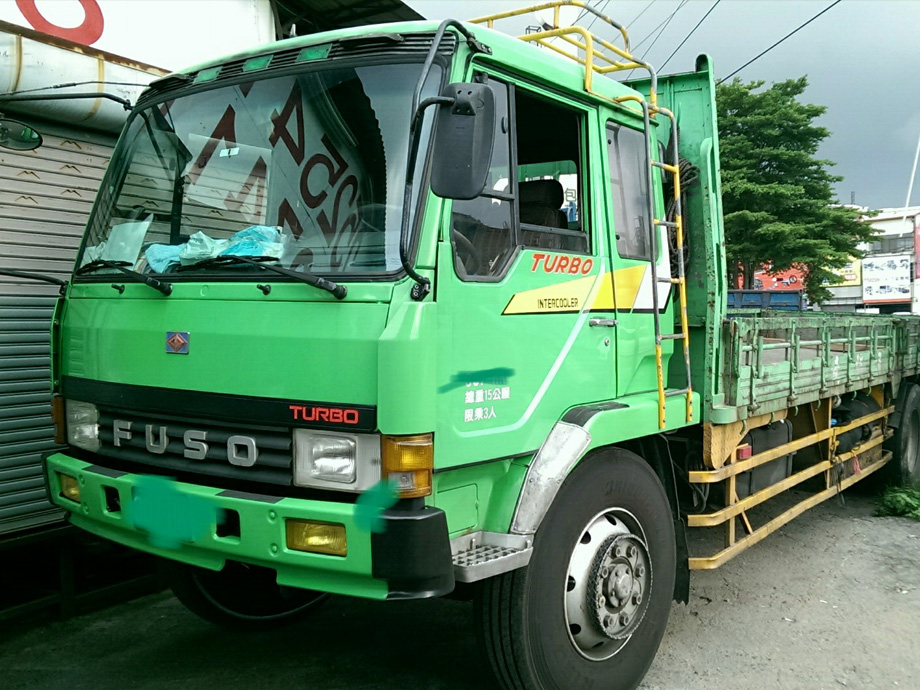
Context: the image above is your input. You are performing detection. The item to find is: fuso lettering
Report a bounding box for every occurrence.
[289,405,360,424]
[531,253,594,275]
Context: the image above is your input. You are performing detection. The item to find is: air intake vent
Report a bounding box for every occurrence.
[190,33,456,86]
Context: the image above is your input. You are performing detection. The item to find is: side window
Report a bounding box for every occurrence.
[451,79,515,280]
[450,79,589,281]
[607,121,652,261]
[516,90,587,254]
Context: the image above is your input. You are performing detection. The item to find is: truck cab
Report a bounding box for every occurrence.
[44,6,728,689]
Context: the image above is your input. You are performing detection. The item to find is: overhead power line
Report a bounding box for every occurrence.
[638,0,689,62]
[718,0,844,83]
[659,0,721,72]
[631,0,688,54]
[585,0,612,32]
[626,0,658,29]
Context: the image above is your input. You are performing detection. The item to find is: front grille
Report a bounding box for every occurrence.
[96,409,292,486]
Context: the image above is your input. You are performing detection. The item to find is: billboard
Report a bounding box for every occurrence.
[0,0,274,69]
[862,253,912,304]
[750,266,805,291]
[827,258,862,287]
[915,215,920,279]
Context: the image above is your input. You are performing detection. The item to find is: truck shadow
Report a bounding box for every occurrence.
[1,591,501,690]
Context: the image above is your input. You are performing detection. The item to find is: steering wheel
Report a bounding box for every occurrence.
[451,230,483,275]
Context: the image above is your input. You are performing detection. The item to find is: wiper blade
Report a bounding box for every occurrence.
[178,255,347,300]
[176,255,277,271]
[75,260,173,296]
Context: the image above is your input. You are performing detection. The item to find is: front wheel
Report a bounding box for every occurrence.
[162,559,328,630]
[475,448,676,690]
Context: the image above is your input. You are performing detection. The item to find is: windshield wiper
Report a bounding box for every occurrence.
[75,260,173,296]
[177,255,347,300]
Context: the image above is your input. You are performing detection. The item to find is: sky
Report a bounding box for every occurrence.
[405,0,920,211]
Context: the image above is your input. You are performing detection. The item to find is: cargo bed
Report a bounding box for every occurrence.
[710,312,920,424]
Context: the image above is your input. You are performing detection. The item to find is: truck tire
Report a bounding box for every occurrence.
[162,559,328,630]
[474,448,676,690]
[885,383,920,487]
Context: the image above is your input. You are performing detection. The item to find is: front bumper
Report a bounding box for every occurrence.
[44,452,454,600]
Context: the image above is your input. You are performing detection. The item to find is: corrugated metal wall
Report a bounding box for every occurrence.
[0,120,116,535]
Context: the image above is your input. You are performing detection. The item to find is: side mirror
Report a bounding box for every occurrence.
[0,118,43,151]
[430,82,495,200]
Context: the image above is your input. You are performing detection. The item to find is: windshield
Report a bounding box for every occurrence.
[79,61,441,279]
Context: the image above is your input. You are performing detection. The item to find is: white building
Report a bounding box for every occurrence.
[823,206,920,314]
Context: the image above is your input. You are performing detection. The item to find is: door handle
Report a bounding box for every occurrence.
[589,318,617,328]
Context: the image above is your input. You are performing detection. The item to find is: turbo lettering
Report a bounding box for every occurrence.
[289,405,360,425]
[531,253,594,275]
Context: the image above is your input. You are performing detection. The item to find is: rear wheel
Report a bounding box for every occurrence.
[885,383,920,487]
[162,559,328,630]
[475,448,676,690]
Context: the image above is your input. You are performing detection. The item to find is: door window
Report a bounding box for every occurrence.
[451,78,589,280]
[607,122,653,261]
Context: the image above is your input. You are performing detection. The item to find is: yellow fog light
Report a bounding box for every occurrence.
[58,473,81,503]
[286,519,347,556]
[382,433,433,498]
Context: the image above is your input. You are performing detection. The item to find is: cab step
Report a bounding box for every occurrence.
[451,531,533,583]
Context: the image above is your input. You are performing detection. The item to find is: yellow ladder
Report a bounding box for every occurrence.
[613,94,692,429]
[650,133,693,430]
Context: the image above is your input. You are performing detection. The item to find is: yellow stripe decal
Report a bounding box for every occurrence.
[502,264,650,315]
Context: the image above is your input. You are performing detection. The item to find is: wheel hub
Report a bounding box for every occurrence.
[589,534,650,639]
[564,508,653,661]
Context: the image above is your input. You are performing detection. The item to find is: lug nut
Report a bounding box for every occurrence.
[636,564,645,578]
[604,615,613,628]
[601,567,610,579]
[628,545,638,558]
[633,593,643,605]
[597,595,606,607]
[619,612,630,626]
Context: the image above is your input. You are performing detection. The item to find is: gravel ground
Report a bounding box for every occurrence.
[643,493,920,690]
[0,493,917,690]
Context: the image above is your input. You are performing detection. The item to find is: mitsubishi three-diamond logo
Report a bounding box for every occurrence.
[165,331,190,354]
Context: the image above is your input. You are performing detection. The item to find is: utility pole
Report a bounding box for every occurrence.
[905,127,920,221]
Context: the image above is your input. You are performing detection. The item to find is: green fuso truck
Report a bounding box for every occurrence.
[28,3,920,689]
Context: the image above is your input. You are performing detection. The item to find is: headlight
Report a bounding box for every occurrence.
[293,430,380,491]
[66,400,100,452]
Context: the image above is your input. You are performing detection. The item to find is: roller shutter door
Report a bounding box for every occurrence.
[0,121,116,535]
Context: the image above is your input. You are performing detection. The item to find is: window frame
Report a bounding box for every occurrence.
[605,117,661,263]
[449,71,594,283]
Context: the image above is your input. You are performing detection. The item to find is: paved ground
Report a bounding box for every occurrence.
[1,493,917,690]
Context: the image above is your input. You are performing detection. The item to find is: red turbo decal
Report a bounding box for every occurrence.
[290,405,360,425]
[531,253,594,275]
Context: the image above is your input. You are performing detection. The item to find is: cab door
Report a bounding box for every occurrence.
[603,118,674,397]
[434,75,616,470]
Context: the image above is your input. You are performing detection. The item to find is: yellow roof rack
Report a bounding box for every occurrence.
[469,1,659,106]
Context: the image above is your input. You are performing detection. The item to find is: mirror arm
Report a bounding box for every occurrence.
[0,92,133,111]
[399,98,451,302]
[411,96,454,135]
[398,20,491,302]
[0,269,68,295]
[399,95,457,301]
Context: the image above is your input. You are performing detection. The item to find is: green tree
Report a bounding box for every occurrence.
[716,76,875,302]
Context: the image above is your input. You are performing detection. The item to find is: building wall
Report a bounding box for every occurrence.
[824,207,920,313]
[0,120,116,534]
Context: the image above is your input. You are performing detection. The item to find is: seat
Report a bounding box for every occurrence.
[519,179,568,229]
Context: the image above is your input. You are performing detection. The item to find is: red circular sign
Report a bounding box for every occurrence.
[16,0,104,45]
